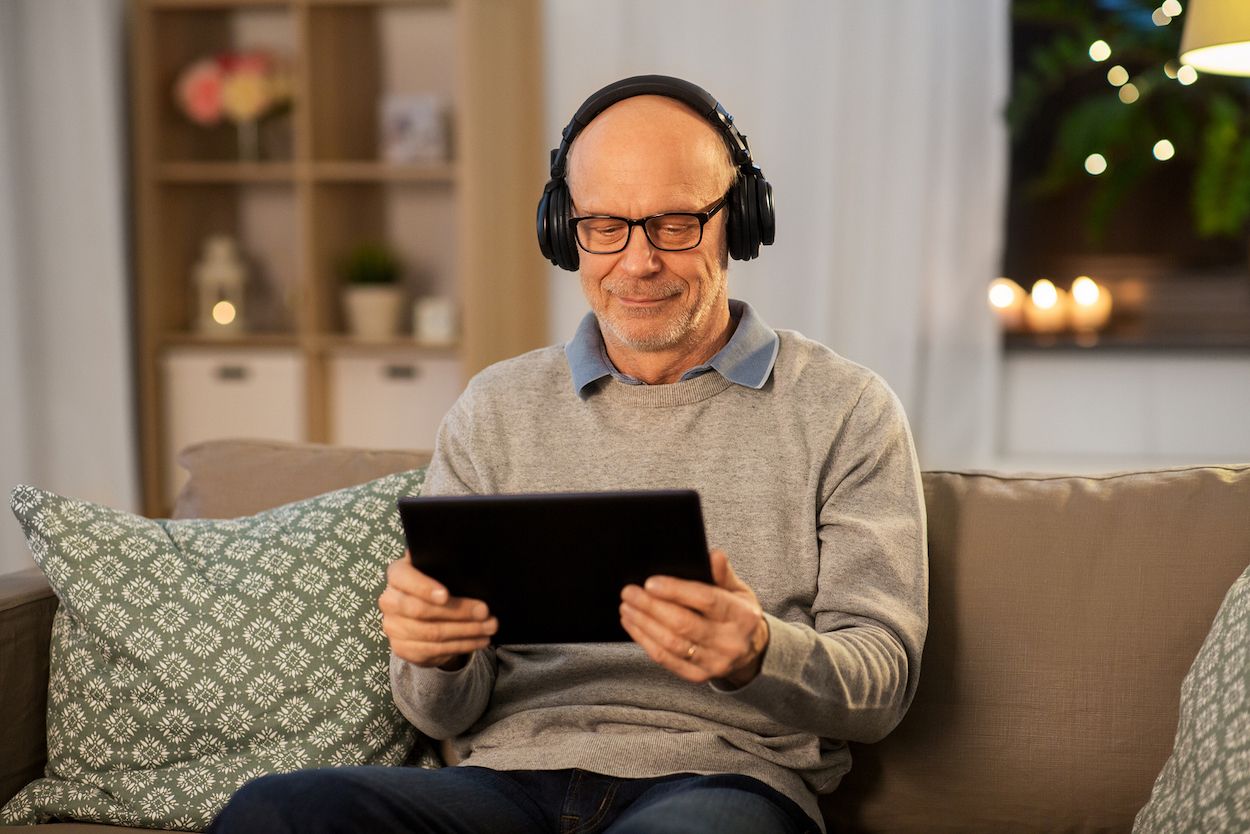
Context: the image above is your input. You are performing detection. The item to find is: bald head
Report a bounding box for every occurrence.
[566,95,737,212]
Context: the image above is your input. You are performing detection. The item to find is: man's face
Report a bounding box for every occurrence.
[567,96,733,358]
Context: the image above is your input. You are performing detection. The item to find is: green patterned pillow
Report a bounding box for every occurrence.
[0,469,426,831]
[1134,563,1250,833]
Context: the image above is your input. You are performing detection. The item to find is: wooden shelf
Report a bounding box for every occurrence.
[312,334,461,354]
[157,162,297,183]
[131,0,547,515]
[160,332,300,348]
[304,0,450,7]
[311,161,455,183]
[148,0,288,8]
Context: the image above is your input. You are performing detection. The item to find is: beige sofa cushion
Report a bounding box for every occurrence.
[825,463,1250,833]
[172,439,430,519]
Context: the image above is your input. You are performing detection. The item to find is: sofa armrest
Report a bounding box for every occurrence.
[0,569,56,807]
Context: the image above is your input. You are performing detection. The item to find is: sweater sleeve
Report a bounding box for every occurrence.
[717,375,928,743]
[388,388,499,739]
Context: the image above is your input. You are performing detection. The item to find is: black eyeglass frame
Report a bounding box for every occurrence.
[568,196,728,254]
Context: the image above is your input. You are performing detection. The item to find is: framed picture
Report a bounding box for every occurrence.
[379,93,449,164]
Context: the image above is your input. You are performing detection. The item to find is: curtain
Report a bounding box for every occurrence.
[0,0,137,574]
[543,0,1009,470]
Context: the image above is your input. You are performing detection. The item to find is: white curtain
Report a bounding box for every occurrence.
[0,0,137,574]
[544,0,1009,470]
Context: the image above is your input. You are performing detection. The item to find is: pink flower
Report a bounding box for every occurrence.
[175,59,224,126]
[175,51,291,128]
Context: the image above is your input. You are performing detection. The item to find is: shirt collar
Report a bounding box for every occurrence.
[565,299,779,398]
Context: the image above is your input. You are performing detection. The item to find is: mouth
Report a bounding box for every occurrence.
[616,296,671,306]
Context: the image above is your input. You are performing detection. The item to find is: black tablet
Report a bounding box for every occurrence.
[396,490,711,644]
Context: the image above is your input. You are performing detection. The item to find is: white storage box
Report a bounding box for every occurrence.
[162,347,306,506]
[328,353,462,451]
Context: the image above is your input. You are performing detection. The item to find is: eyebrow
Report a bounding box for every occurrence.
[571,198,717,216]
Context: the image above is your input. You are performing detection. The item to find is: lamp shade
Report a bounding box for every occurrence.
[1180,0,1250,76]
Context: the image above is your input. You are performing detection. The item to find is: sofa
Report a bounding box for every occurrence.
[1,438,1248,832]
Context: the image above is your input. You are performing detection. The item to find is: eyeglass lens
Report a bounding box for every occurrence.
[576,214,704,253]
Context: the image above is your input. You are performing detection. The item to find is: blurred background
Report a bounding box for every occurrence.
[1,0,1248,574]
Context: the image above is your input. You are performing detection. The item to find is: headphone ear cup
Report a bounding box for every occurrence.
[537,185,558,265]
[726,175,747,262]
[756,176,775,247]
[554,184,579,271]
[741,171,762,261]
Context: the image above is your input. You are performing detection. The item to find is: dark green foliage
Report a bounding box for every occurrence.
[1010,0,1250,242]
[339,242,401,285]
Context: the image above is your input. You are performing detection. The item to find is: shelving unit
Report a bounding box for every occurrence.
[130,0,546,515]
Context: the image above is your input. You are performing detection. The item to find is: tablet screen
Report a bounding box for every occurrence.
[397,490,711,644]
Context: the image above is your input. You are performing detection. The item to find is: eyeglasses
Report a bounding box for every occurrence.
[569,197,727,254]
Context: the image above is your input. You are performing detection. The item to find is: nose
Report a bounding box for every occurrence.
[618,223,662,278]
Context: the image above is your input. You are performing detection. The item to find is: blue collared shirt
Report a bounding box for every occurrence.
[565,299,780,398]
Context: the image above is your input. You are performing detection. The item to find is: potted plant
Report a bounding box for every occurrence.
[339,242,406,342]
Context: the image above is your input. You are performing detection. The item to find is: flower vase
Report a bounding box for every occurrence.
[237,120,260,162]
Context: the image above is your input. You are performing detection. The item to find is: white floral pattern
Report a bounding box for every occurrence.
[1135,564,1250,833]
[0,470,429,831]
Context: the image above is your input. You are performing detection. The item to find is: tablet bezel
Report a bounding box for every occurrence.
[396,489,711,644]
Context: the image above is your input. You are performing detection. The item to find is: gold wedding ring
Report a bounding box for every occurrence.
[685,643,698,661]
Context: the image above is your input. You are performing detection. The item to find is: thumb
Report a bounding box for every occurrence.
[710,549,745,591]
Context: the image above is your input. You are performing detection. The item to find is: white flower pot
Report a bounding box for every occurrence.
[343,285,405,342]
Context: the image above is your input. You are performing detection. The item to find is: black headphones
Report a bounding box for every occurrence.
[536,75,775,271]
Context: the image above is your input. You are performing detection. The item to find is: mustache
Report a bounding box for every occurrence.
[602,279,684,301]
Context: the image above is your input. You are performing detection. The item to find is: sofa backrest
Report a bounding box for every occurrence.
[824,463,1250,832]
[175,442,1250,832]
[172,438,431,519]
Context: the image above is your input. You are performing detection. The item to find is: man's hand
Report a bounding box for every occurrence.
[619,549,769,687]
[379,550,497,670]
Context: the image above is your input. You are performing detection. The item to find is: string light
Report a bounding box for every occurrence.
[1161,0,1182,16]
[1152,7,1172,26]
[1089,40,1112,62]
[1119,83,1140,103]
[1177,65,1198,85]
[1153,139,1175,160]
[1163,60,1179,79]
[1085,153,1108,175]
[1107,65,1129,86]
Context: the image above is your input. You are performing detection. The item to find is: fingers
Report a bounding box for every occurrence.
[620,613,709,684]
[383,612,498,644]
[387,554,451,605]
[378,586,489,623]
[709,549,747,592]
[380,553,495,668]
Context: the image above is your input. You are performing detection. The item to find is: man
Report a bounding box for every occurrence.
[211,76,926,834]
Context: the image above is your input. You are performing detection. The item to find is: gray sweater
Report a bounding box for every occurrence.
[390,329,928,829]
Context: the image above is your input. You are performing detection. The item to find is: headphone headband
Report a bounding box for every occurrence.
[548,75,755,180]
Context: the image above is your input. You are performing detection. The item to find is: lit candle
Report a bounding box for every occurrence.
[987,278,1026,331]
[1024,279,1069,333]
[1069,276,1113,332]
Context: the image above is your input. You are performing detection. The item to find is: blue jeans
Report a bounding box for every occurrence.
[206,765,820,834]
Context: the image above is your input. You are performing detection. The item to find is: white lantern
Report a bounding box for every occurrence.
[194,235,247,337]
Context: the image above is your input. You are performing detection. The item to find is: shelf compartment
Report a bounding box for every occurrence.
[153,182,301,336]
[146,4,298,162]
[307,2,456,162]
[310,182,458,337]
